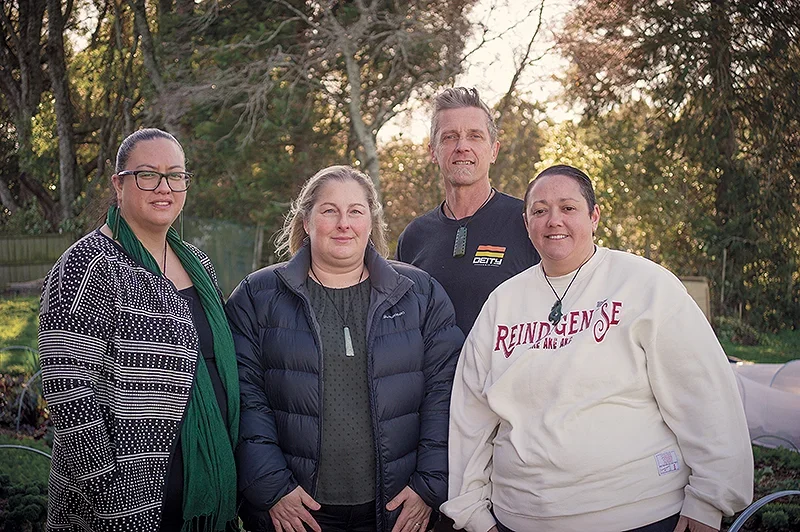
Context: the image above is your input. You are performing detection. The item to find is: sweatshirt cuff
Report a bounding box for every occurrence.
[440,500,496,532]
[468,508,498,532]
[681,493,722,530]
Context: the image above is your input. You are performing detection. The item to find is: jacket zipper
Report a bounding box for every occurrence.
[278,264,412,527]
[365,282,410,531]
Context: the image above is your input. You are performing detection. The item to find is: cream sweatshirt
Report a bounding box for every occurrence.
[442,247,753,532]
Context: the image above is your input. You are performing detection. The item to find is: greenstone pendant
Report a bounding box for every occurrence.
[548,300,563,326]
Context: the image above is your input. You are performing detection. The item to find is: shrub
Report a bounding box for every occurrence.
[0,374,48,434]
[714,316,763,346]
[762,510,789,528]
[0,473,47,532]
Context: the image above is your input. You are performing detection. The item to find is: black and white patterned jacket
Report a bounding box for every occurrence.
[39,229,219,531]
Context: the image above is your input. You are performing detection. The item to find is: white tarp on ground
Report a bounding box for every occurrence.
[731,360,800,451]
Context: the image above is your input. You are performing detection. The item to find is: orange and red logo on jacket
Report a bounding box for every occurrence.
[473,245,505,266]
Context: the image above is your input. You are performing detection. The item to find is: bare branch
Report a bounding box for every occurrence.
[496,0,547,128]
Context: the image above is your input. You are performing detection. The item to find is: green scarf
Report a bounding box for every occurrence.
[107,206,239,531]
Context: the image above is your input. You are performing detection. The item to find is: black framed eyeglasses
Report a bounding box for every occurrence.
[118,170,193,192]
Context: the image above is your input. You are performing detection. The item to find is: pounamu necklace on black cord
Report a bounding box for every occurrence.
[444,188,494,258]
[309,263,365,357]
[542,247,596,326]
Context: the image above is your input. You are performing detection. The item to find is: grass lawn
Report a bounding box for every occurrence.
[0,296,40,375]
[0,431,51,486]
[722,328,800,364]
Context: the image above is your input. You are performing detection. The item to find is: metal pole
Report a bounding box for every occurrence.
[728,490,800,532]
[0,444,52,460]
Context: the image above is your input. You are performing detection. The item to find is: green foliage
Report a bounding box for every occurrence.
[0,433,50,532]
[381,139,442,253]
[733,446,800,531]
[0,472,48,532]
[150,1,351,252]
[0,373,48,433]
[0,204,54,236]
[535,105,716,280]
[715,316,763,347]
[492,98,549,198]
[557,0,800,332]
[761,510,790,528]
[0,296,45,432]
[0,434,51,488]
[754,446,800,472]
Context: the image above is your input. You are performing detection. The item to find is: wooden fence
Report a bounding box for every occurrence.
[0,219,261,297]
[0,234,76,289]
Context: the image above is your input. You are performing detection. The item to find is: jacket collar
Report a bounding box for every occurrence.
[277,242,412,303]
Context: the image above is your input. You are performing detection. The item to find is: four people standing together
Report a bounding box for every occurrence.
[39,88,753,532]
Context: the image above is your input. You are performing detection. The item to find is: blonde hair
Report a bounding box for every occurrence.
[275,165,389,259]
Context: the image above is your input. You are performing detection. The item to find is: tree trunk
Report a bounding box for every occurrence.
[129,0,167,95]
[0,0,47,181]
[709,0,737,225]
[18,172,60,228]
[128,0,178,131]
[708,0,748,314]
[47,0,78,224]
[342,49,381,197]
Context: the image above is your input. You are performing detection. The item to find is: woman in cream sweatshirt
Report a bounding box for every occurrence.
[442,165,753,532]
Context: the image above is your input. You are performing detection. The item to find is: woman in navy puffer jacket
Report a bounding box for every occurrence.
[226,166,464,532]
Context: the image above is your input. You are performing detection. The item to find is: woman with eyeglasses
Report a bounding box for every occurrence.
[39,128,240,531]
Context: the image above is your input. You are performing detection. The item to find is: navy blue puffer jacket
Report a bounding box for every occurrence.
[225,244,464,531]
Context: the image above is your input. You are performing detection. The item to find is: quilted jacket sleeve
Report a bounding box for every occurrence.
[226,277,298,531]
[408,275,464,509]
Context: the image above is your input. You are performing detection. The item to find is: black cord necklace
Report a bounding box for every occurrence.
[309,263,366,357]
[444,188,494,258]
[542,247,596,326]
[162,240,167,276]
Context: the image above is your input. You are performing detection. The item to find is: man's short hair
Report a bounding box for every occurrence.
[430,87,498,146]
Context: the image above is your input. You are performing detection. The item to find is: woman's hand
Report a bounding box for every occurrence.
[673,516,719,532]
[387,486,433,532]
[269,486,322,532]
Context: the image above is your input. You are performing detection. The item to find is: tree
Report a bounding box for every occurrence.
[380,138,442,251]
[244,0,480,195]
[0,0,136,231]
[491,96,548,199]
[141,1,348,244]
[556,0,800,329]
[0,0,54,224]
[46,0,79,223]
